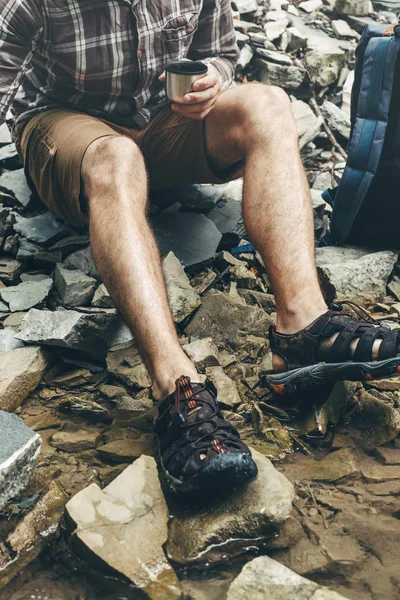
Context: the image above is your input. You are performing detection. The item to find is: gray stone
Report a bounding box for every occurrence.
[227,556,350,600]
[167,449,294,564]
[0,327,24,352]
[162,252,201,323]
[65,456,181,600]
[106,343,151,389]
[286,26,308,51]
[16,238,42,261]
[173,184,222,211]
[0,143,18,164]
[16,308,134,359]
[3,233,20,256]
[50,425,101,452]
[237,44,254,70]
[112,395,153,430]
[255,48,292,65]
[256,60,306,90]
[264,19,289,41]
[0,123,12,144]
[54,263,97,307]
[316,247,397,304]
[292,100,322,148]
[0,346,51,412]
[63,245,100,278]
[205,366,242,409]
[0,257,23,283]
[0,411,41,511]
[0,168,32,208]
[233,0,259,13]
[334,0,369,14]
[151,212,222,271]
[0,278,53,312]
[331,19,359,39]
[92,283,115,308]
[185,290,273,350]
[14,212,69,245]
[321,100,351,140]
[49,235,90,258]
[3,312,26,331]
[208,198,245,239]
[183,337,220,372]
[299,0,323,11]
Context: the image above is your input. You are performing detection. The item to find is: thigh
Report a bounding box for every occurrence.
[135,105,242,191]
[17,110,123,225]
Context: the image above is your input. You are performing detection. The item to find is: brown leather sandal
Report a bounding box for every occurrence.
[266,302,400,395]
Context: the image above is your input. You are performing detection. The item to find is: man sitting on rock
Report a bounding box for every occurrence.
[1,0,400,494]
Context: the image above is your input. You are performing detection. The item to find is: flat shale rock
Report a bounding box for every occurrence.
[0,411,41,511]
[0,168,32,208]
[97,437,155,462]
[14,212,69,245]
[106,343,151,389]
[183,337,220,372]
[16,308,133,360]
[226,556,350,600]
[51,425,101,452]
[162,251,201,323]
[0,346,51,412]
[0,482,67,588]
[0,278,53,312]
[256,60,306,90]
[0,257,23,283]
[289,448,358,483]
[92,282,114,308]
[65,456,181,600]
[320,100,351,140]
[54,263,97,307]
[152,212,222,270]
[167,449,294,564]
[185,290,273,349]
[63,245,99,279]
[205,366,242,409]
[316,247,397,303]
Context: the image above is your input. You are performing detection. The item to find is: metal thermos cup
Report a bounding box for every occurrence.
[165,61,208,104]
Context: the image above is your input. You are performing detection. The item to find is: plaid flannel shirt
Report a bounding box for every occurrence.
[0,0,239,131]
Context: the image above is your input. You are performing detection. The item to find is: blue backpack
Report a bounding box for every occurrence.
[323,23,400,249]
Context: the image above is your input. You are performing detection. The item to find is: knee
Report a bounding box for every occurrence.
[235,83,295,140]
[83,135,147,194]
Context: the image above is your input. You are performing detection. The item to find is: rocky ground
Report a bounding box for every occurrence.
[1,0,400,598]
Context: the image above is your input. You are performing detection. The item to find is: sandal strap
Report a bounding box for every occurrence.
[378,328,399,360]
[327,319,362,363]
[353,327,383,362]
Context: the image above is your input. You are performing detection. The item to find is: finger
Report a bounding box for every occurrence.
[158,71,166,81]
[183,84,218,104]
[172,97,216,115]
[192,70,219,92]
[184,106,215,120]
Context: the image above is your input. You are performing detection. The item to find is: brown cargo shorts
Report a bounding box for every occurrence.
[16,105,239,226]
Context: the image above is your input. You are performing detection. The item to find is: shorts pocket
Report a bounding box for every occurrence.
[161,12,199,63]
[29,127,61,218]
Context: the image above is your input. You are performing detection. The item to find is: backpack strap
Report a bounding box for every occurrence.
[330,31,400,244]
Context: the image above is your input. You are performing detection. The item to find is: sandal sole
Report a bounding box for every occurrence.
[160,451,258,495]
[266,357,400,395]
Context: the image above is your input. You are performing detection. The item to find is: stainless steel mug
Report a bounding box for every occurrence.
[165,61,208,104]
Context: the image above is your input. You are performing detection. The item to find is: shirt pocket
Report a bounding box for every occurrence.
[161,12,199,63]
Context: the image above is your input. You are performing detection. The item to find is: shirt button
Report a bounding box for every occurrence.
[137,49,143,58]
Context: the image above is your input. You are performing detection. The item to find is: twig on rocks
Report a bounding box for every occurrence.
[309,97,348,161]
[307,482,328,530]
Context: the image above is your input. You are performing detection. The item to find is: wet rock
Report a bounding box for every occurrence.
[0,346,51,412]
[292,448,358,482]
[226,556,350,600]
[92,283,115,308]
[0,278,52,312]
[50,425,101,452]
[0,411,41,511]
[320,100,351,140]
[343,389,400,449]
[106,343,151,389]
[65,456,181,600]
[162,252,201,323]
[167,449,294,564]
[0,482,67,588]
[0,168,32,209]
[185,290,273,350]
[14,212,69,245]
[97,436,155,462]
[152,212,222,271]
[205,366,242,409]
[256,60,306,90]
[0,327,24,352]
[63,245,99,278]
[183,337,220,372]
[16,308,133,360]
[316,247,397,304]
[0,257,23,283]
[54,264,97,307]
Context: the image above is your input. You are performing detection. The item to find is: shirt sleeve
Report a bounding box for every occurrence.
[0,0,43,125]
[188,0,239,90]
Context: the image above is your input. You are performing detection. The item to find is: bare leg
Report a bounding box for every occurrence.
[82,136,198,398]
